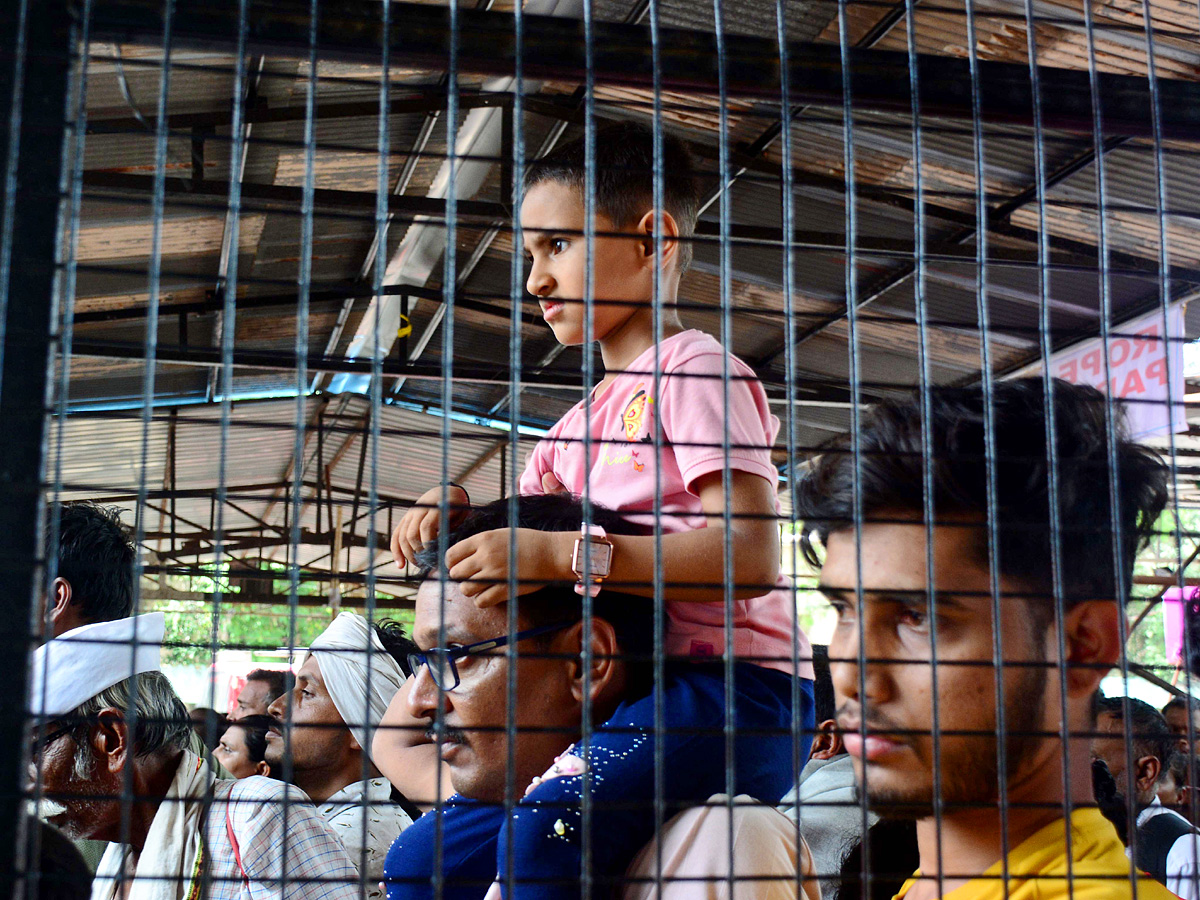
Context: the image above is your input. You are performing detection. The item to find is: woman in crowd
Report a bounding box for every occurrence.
[213,713,275,779]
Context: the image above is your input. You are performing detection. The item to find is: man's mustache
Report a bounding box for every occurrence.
[835,702,914,744]
[425,725,470,746]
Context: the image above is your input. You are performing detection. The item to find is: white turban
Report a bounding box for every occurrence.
[28,613,165,719]
[306,612,406,762]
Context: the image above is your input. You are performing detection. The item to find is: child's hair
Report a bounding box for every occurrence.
[232,714,275,778]
[523,120,701,272]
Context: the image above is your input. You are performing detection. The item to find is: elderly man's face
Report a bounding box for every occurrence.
[28,725,120,842]
[1091,711,1131,785]
[265,657,352,772]
[407,578,581,802]
[825,520,1063,816]
[231,679,273,721]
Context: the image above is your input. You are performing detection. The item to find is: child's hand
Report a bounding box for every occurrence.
[391,484,470,568]
[541,472,568,494]
[444,527,568,607]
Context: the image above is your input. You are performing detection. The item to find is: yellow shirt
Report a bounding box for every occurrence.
[894,809,1180,900]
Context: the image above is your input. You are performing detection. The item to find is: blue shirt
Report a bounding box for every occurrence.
[384,797,504,900]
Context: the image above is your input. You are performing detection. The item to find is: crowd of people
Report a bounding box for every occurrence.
[22,123,1200,900]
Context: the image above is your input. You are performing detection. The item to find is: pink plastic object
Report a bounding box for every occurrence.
[1163,587,1200,665]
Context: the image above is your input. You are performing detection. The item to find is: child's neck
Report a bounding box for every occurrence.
[597,302,684,381]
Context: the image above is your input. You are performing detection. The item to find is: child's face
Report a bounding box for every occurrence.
[520,180,653,347]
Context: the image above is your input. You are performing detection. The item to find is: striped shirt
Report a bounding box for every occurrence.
[207,777,362,900]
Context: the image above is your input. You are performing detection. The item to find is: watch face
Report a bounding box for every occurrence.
[574,538,614,578]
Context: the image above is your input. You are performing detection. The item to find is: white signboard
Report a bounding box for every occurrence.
[1033,304,1187,440]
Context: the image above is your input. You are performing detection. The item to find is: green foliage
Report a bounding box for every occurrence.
[148,600,416,668]
[148,599,332,667]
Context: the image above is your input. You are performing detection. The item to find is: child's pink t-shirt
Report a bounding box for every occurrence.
[519,329,813,679]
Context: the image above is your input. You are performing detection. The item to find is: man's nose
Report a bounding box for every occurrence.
[830,627,894,709]
[266,694,285,721]
[406,664,448,720]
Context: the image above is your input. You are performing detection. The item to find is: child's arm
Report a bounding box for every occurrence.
[443,468,781,606]
[372,678,455,811]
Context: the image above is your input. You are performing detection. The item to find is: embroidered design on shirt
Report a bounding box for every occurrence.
[620,386,654,442]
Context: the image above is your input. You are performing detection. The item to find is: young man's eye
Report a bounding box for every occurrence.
[550,238,568,254]
[898,607,928,628]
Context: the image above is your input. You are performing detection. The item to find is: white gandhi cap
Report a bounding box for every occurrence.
[27,613,165,719]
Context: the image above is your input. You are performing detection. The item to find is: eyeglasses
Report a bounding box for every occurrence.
[408,621,575,692]
[29,723,74,759]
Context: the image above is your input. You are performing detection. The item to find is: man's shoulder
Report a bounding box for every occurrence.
[393,800,503,868]
[1140,806,1199,848]
[217,776,315,809]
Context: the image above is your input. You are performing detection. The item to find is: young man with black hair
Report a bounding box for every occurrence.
[796,377,1174,900]
[42,502,135,638]
[1092,695,1200,898]
[378,494,795,900]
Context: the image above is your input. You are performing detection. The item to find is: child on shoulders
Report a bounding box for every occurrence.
[377,123,814,895]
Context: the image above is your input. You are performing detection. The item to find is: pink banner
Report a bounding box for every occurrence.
[1048,305,1186,440]
[1164,587,1199,665]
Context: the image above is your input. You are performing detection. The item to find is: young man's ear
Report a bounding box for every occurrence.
[634,210,681,268]
[562,619,621,705]
[94,708,131,774]
[255,760,271,778]
[1062,600,1122,698]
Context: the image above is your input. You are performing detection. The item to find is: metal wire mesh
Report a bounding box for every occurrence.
[3,0,1200,898]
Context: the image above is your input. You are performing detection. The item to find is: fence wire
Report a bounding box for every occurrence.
[4,1,1200,900]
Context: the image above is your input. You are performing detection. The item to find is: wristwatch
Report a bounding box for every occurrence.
[571,524,614,597]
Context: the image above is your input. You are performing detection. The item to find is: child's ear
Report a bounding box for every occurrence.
[634,210,681,266]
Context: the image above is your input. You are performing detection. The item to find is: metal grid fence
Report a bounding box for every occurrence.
[4,0,1200,898]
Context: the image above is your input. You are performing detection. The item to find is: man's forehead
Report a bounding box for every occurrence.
[414,578,500,647]
[239,680,267,699]
[297,655,325,689]
[822,521,991,593]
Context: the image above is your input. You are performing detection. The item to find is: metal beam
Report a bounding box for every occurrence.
[141,562,420,595]
[85,88,506,135]
[173,527,387,557]
[75,170,1200,286]
[208,55,266,401]
[0,0,70,890]
[73,282,549,330]
[86,0,1200,138]
[69,337,884,405]
[81,170,506,220]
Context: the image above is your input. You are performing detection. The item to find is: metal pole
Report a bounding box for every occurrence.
[0,0,71,893]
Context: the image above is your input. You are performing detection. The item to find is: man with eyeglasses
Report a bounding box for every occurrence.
[377,493,796,900]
